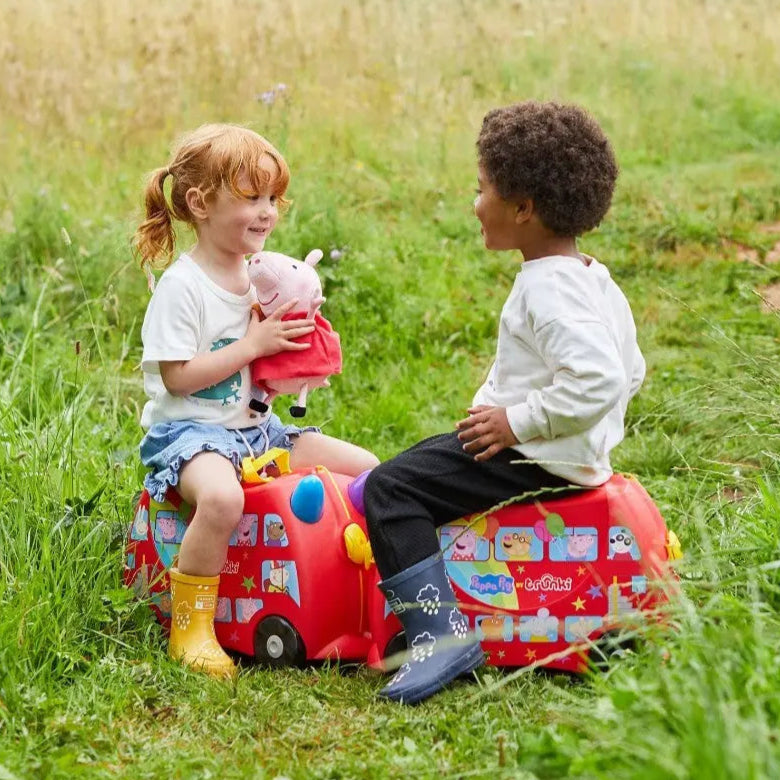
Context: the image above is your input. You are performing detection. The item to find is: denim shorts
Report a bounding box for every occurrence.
[139,415,320,502]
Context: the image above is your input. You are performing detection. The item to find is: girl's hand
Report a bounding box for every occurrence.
[246,299,315,358]
[455,405,518,462]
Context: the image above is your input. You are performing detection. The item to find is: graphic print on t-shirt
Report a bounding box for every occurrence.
[190,338,242,406]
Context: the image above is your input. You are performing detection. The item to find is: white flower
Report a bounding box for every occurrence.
[329,249,343,261]
[258,90,275,105]
[411,631,435,662]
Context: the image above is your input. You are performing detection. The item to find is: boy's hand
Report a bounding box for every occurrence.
[246,299,315,358]
[455,405,518,462]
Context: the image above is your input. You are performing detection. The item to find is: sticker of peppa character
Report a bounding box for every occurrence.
[549,527,598,562]
[494,526,542,562]
[263,513,288,547]
[154,511,185,545]
[261,560,301,606]
[230,514,258,547]
[500,531,532,560]
[564,615,603,642]
[440,526,488,561]
[476,614,513,642]
[235,598,264,624]
[263,560,289,594]
[215,597,233,623]
[518,607,559,642]
[608,526,640,561]
[130,505,149,541]
[566,530,597,561]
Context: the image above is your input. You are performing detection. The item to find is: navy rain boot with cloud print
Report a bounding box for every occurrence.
[378,552,485,705]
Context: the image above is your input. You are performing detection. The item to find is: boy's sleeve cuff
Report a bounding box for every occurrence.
[506,403,542,444]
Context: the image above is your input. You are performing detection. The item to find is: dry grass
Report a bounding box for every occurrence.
[758,281,780,312]
[2,0,779,158]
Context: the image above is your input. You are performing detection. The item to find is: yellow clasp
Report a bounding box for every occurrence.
[666,529,683,561]
[241,447,292,484]
[344,523,374,569]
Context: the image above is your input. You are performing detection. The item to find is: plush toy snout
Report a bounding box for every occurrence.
[248,249,325,318]
[248,260,279,296]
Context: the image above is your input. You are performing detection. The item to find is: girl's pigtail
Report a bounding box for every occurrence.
[133,167,177,287]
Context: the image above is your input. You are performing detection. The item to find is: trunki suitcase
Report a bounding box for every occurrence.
[125,453,680,671]
[124,448,400,666]
[435,474,681,671]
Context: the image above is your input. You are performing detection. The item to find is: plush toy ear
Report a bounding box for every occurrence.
[304,249,324,267]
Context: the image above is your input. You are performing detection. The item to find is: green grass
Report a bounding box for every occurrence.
[2,0,780,777]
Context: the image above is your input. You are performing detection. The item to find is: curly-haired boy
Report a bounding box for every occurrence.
[361,101,646,704]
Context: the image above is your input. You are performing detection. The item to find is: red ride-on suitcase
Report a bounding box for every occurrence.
[125,452,680,671]
[124,448,401,666]
[430,475,682,671]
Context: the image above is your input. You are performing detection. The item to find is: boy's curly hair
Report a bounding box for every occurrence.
[477,101,618,237]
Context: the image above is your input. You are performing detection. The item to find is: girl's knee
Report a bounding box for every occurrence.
[196,482,245,531]
[362,451,381,470]
[350,449,380,477]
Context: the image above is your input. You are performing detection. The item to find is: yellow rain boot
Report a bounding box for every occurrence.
[168,568,236,679]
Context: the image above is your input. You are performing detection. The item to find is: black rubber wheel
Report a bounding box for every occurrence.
[589,629,635,670]
[254,616,307,667]
[289,406,306,418]
[382,631,407,662]
[249,399,269,413]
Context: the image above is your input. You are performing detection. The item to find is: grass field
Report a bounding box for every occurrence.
[2,0,780,777]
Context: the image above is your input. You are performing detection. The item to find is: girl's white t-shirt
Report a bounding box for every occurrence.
[140,254,259,430]
[472,255,646,487]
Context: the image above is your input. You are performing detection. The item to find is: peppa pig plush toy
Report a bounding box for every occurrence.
[247,249,342,418]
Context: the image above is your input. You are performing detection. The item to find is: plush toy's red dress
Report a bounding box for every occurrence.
[251,312,342,387]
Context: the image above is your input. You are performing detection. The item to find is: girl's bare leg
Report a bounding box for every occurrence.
[176,452,244,576]
[290,432,379,477]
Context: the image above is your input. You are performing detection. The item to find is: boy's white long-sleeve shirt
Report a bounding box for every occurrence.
[472,255,645,487]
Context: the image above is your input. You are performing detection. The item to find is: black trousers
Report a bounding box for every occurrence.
[363,432,575,579]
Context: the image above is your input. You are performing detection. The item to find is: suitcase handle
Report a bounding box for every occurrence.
[241,447,292,484]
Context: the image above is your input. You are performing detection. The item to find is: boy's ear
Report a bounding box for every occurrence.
[185,187,208,220]
[514,198,534,225]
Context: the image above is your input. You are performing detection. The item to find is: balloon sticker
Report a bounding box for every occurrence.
[532,502,566,542]
[533,519,552,542]
[545,513,565,538]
